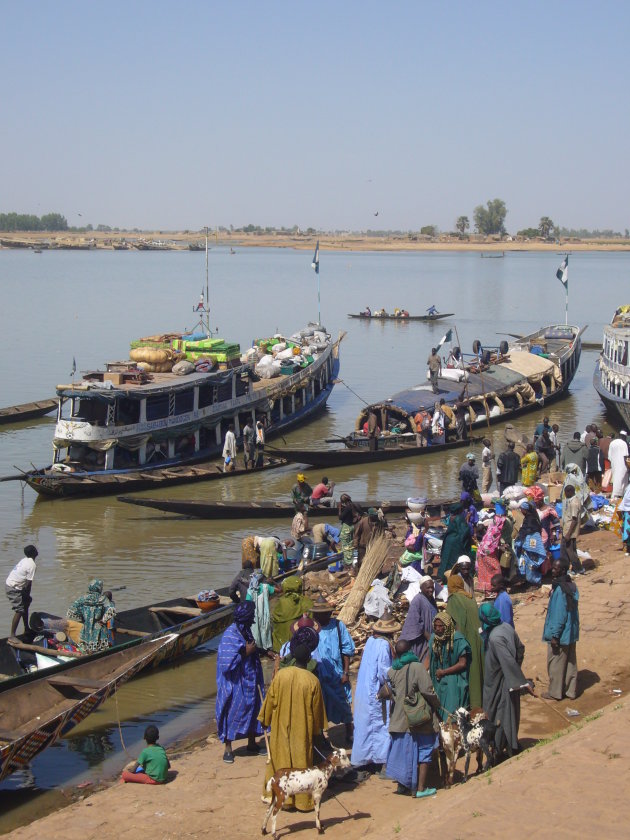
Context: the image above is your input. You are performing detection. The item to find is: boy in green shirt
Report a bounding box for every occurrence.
[121,725,170,785]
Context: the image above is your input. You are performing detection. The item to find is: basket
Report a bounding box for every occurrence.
[196,597,220,612]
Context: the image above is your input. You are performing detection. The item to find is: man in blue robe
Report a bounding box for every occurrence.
[312,596,356,744]
[215,602,265,763]
[351,615,399,771]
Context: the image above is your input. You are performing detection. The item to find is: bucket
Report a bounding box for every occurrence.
[406,509,424,524]
[407,497,428,512]
[549,544,562,561]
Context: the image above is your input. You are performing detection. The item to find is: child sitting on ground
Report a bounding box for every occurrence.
[121,724,170,785]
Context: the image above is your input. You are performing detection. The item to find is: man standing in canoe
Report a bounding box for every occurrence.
[222,423,236,472]
[242,420,255,470]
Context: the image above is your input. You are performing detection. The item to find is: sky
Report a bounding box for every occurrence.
[2,1,629,233]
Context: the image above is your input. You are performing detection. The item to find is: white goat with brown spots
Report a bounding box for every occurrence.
[261,747,351,838]
[439,707,495,786]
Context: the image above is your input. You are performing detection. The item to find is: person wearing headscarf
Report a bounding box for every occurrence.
[338,494,362,568]
[429,611,471,720]
[542,559,580,701]
[480,602,531,757]
[437,503,472,581]
[399,576,437,666]
[514,499,547,585]
[312,596,356,743]
[491,574,514,627]
[291,473,313,510]
[460,491,479,536]
[383,638,440,798]
[215,602,265,763]
[476,499,513,594]
[450,555,475,596]
[271,576,313,652]
[258,630,327,812]
[351,614,399,772]
[67,579,116,653]
[445,574,484,708]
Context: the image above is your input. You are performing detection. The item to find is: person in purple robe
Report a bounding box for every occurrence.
[215,602,265,764]
[398,576,438,666]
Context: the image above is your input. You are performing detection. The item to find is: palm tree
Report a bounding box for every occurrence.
[539,217,555,239]
[455,216,470,237]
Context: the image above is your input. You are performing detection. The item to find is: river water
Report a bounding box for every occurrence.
[0,246,626,827]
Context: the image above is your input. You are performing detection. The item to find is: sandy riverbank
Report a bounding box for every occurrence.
[2,230,630,253]
[6,526,630,839]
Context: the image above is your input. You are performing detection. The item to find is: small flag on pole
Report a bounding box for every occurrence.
[436,328,453,351]
[70,357,76,377]
[311,240,319,275]
[556,255,569,288]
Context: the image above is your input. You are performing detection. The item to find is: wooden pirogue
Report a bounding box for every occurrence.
[0,633,176,782]
[116,496,450,519]
[0,398,57,425]
[347,312,454,322]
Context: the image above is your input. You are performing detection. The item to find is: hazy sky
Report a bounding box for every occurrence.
[2,1,628,233]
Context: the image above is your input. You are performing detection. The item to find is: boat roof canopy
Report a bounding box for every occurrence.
[56,367,243,400]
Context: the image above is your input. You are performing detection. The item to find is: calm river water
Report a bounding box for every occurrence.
[0,246,626,826]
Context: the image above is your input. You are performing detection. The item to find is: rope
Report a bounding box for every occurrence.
[114,686,133,759]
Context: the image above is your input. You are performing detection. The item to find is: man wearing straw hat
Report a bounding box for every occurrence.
[351,613,400,773]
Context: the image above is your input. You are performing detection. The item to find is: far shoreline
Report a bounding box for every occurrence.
[2,230,630,253]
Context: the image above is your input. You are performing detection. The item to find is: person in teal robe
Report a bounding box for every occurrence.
[437,504,472,581]
[429,611,471,720]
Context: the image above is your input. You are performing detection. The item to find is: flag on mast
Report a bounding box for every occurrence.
[436,328,453,351]
[311,240,319,274]
[556,255,568,288]
[70,357,76,377]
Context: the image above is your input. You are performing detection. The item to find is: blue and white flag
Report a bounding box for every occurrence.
[70,357,76,377]
[436,328,453,351]
[311,240,319,275]
[556,255,568,289]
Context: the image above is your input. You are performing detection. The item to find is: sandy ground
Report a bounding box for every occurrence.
[7,526,630,839]
[2,230,630,253]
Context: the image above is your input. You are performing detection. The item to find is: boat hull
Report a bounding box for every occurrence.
[0,634,175,782]
[23,457,289,500]
[117,496,432,519]
[347,313,454,322]
[0,399,57,425]
[593,360,630,430]
[270,434,479,468]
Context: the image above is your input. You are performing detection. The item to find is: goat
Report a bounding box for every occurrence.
[261,747,351,838]
[453,707,497,782]
[438,708,495,786]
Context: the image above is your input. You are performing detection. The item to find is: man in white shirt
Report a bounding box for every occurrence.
[609,431,629,499]
[481,438,494,493]
[222,423,237,472]
[5,545,38,635]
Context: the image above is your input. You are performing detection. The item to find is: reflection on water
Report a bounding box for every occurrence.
[0,248,625,819]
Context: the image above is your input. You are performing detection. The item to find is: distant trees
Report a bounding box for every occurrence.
[0,212,68,232]
[455,216,469,236]
[420,225,437,237]
[539,217,555,239]
[473,199,507,235]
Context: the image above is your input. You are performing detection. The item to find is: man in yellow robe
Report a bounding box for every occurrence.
[258,630,327,811]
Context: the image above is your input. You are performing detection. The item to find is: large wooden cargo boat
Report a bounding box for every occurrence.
[14,325,342,499]
[593,306,630,430]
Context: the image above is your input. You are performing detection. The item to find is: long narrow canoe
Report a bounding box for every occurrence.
[0,633,176,782]
[117,496,425,519]
[347,312,454,322]
[5,457,290,498]
[269,434,480,468]
[0,399,57,425]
